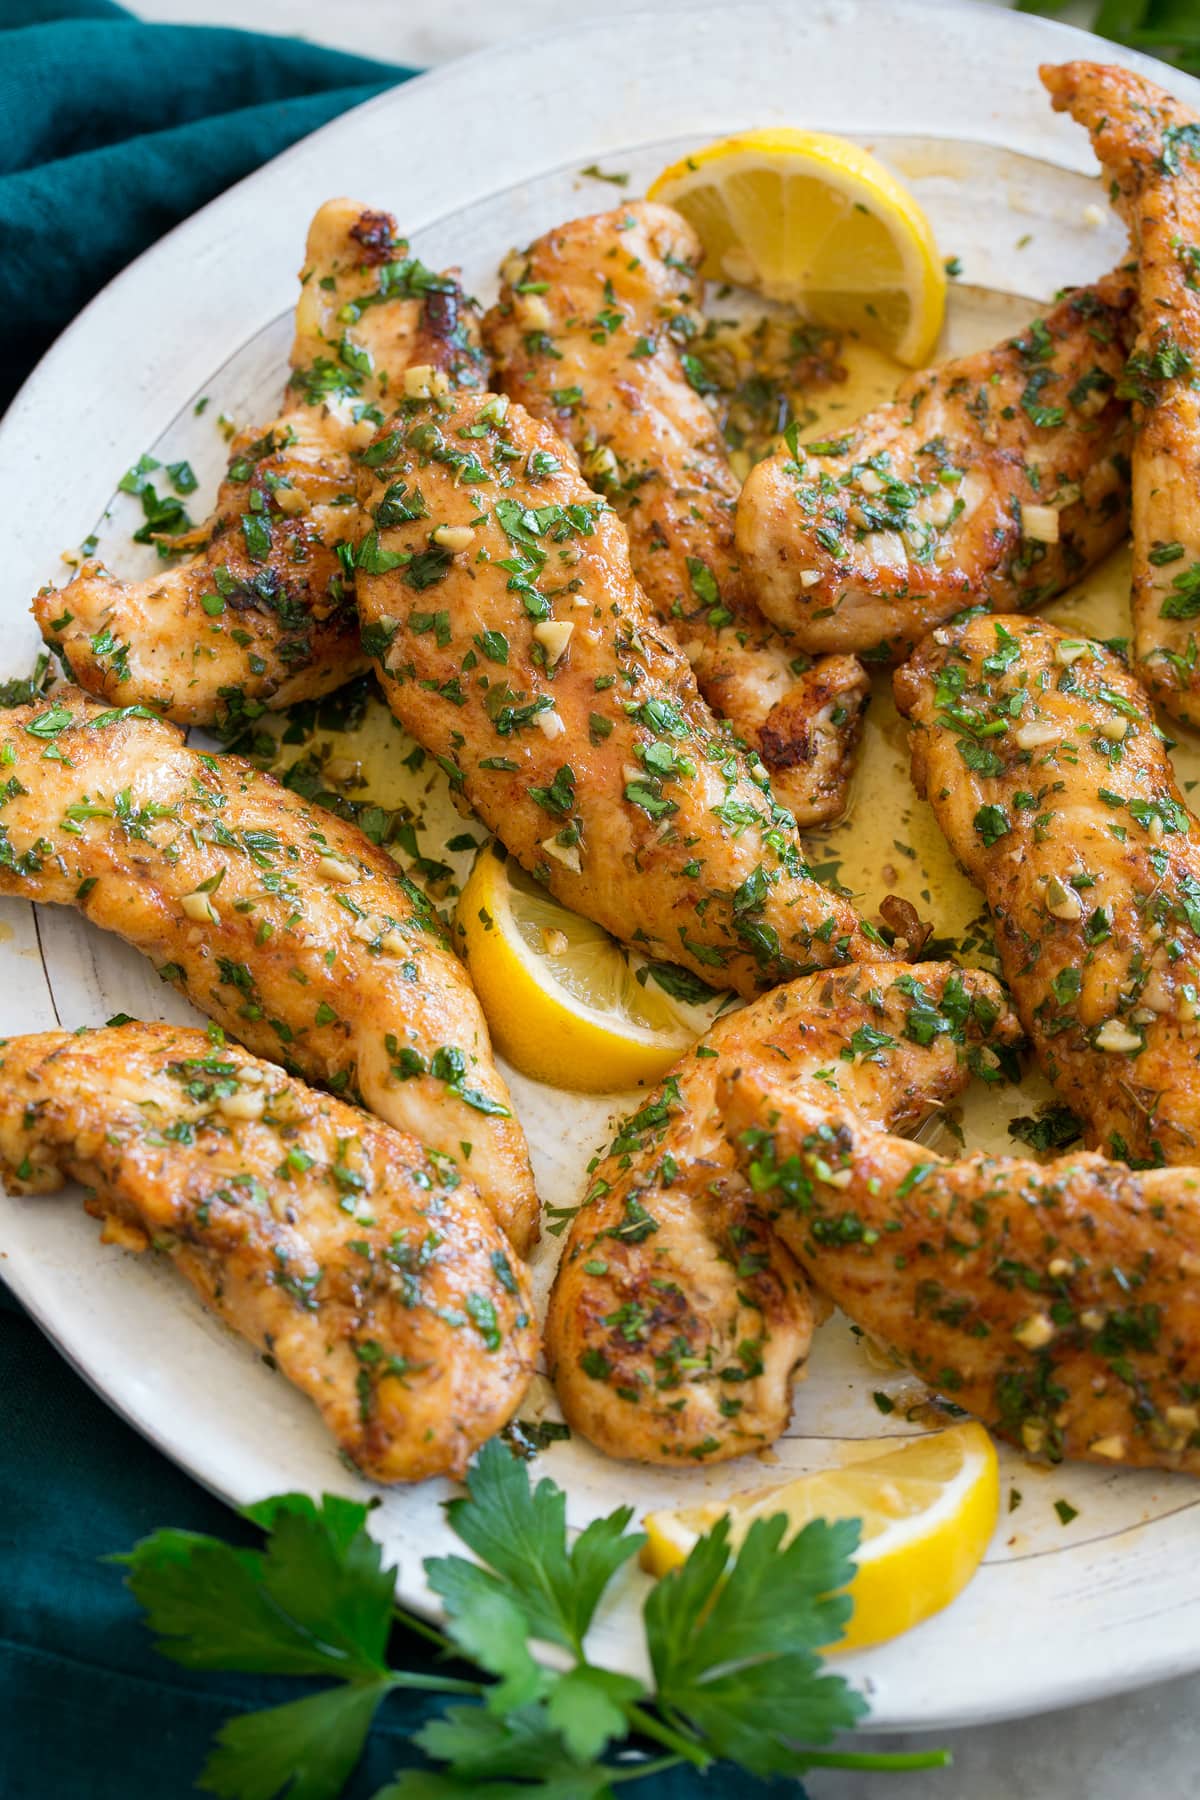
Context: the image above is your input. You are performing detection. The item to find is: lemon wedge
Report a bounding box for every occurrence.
[648,128,946,366]
[641,1422,998,1651]
[454,843,727,1092]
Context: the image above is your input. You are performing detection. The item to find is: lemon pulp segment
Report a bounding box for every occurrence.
[455,846,727,1092]
[648,128,946,366]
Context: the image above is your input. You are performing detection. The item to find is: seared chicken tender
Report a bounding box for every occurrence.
[41,406,367,729]
[0,1023,536,1481]
[1044,63,1200,725]
[354,389,883,998]
[896,613,1200,1169]
[35,199,487,728]
[289,199,488,396]
[727,1061,1200,1477]
[0,689,536,1251]
[736,277,1135,662]
[483,202,868,825]
[547,960,1019,1464]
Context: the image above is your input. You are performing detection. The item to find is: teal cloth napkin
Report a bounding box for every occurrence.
[0,0,404,410]
[0,6,784,1796]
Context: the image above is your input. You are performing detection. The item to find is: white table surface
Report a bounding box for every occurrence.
[114,2,1200,1793]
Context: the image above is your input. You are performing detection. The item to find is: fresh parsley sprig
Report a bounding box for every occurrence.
[116,1441,948,1798]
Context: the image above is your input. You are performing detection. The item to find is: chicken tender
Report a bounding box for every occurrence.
[547,960,1019,1464]
[1044,62,1200,725]
[0,1022,536,1481]
[0,688,536,1251]
[896,613,1200,1168]
[483,202,868,824]
[354,389,883,998]
[736,277,1135,662]
[35,200,486,728]
[727,1059,1200,1477]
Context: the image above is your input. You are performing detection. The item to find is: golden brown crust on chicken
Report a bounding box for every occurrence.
[354,389,883,998]
[547,960,1019,1464]
[35,200,487,729]
[0,688,536,1251]
[0,1023,536,1481]
[737,278,1135,661]
[290,197,488,398]
[482,202,868,824]
[39,411,365,730]
[896,612,1200,1169]
[1043,62,1200,724]
[727,1062,1200,1478]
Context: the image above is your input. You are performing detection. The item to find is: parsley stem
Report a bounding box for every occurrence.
[800,1748,952,1771]
[387,1671,483,1697]
[624,1704,709,1770]
[392,1604,456,1653]
[608,1755,685,1784]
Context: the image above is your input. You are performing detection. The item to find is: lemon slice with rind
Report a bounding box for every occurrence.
[455,843,728,1092]
[641,1421,998,1651]
[648,128,946,366]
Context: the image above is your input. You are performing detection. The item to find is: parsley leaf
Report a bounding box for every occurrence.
[357,530,406,576]
[645,1514,865,1774]
[397,1705,615,1793]
[202,1683,394,1800]
[1008,1102,1083,1154]
[117,1496,410,1800]
[428,1440,643,1658]
[546,1665,645,1761]
[118,1492,395,1678]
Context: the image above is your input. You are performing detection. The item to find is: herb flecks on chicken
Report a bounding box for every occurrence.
[483,202,868,825]
[727,1056,1200,1477]
[0,688,536,1251]
[896,612,1200,1170]
[547,960,1019,1464]
[353,388,885,997]
[1044,61,1200,725]
[0,1022,536,1481]
[736,278,1135,662]
[34,199,487,729]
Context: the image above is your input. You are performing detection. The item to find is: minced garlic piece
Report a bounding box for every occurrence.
[533,620,575,665]
[1013,1313,1056,1351]
[317,855,357,884]
[1094,1018,1142,1054]
[181,891,219,925]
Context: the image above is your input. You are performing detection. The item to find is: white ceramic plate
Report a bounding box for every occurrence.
[4,0,1200,1735]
